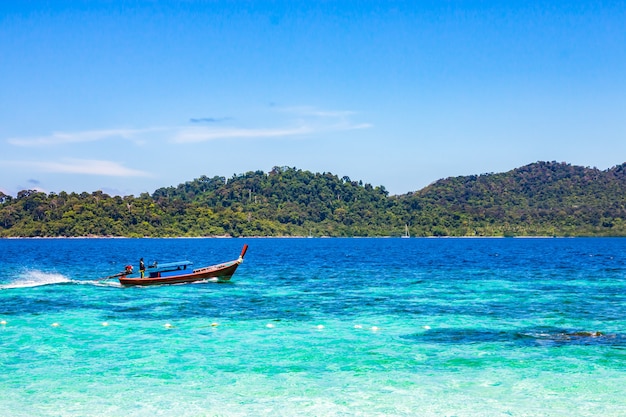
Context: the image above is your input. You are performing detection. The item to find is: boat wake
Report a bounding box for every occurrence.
[0,270,73,289]
[86,279,122,288]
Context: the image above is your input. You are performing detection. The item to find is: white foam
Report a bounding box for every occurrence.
[0,270,72,289]
[88,280,122,288]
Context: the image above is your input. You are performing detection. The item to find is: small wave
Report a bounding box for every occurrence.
[0,270,72,289]
[85,280,122,288]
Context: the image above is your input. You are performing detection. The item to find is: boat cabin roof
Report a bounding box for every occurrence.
[149,261,193,273]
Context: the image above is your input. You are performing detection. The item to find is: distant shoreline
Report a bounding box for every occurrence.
[0,235,604,240]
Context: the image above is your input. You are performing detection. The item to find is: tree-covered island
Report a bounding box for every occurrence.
[2,161,626,237]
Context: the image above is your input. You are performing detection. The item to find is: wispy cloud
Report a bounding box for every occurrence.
[7,159,152,177]
[5,106,372,147]
[173,126,313,143]
[279,106,357,118]
[279,105,373,131]
[189,117,232,123]
[173,106,371,143]
[7,128,161,147]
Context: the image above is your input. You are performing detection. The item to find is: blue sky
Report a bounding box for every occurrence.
[1,1,625,197]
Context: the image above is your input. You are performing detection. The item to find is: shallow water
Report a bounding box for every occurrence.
[1,237,625,416]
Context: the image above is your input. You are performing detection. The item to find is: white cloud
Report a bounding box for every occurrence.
[7,128,161,147]
[172,126,313,143]
[4,106,372,147]
[279,106,373,131]
[6,159,152,177]
[279,106,356,118]
[173,106,372,143]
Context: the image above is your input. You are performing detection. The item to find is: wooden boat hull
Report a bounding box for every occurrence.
[118,244,247,287]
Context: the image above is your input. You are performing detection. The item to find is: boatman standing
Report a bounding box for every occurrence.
[139,258,146,278]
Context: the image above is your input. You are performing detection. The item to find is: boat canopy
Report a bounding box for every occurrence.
[148,261,193,273]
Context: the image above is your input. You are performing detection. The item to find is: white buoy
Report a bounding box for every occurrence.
[211,322,219,327]
[423,325,431,330]
[101,322,109,327]
[0,320,6,325]
[371,326,380,331]
[316,324,325,330]
[266,323,275,328]
[51,322,60,327]
[164,323,173,329]
[354,324,363,329]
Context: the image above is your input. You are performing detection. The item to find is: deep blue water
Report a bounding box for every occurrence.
[1,237,625,416]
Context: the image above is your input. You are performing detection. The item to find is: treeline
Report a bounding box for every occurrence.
[1,162,626,237]
[399,161,626,236]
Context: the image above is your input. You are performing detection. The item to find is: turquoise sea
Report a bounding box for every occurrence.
[1,237,625,416]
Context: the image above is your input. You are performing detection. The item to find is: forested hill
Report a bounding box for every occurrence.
[398,161,626,236]
[1,162,626,237]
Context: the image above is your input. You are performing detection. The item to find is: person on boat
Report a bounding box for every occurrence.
[139,258,146,278]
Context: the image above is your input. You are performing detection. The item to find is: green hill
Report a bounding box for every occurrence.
[1,162,625,237]
[399,161,626,236]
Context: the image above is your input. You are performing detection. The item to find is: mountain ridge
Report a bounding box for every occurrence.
[1,161,625,237]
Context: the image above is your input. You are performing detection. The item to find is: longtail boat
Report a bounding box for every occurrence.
[116,244,248,287]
